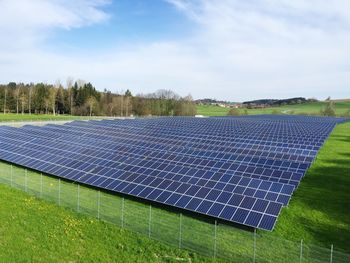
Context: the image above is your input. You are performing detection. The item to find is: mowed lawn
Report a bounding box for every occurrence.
[196,101,350,116]
[263,121,350,252]
[196,105,230,116]
[0,113,79,122]
[0,116,349,261]
[0,113,111,122]
[0,184,222,263]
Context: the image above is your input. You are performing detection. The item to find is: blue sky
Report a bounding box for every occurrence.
[51,1,192,52]
[0,0,349,101]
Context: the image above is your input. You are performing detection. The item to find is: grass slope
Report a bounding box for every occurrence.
[0,184,220,263]
[0,114,80,122]
[196,101,350,116]
[0,115,349,261]
[263,122,350,252]
[196,105,230,116]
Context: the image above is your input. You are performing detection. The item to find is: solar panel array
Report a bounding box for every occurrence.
[0,115,347,230]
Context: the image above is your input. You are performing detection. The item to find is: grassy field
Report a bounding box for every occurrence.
[264,122,350,251]
[3,159,348,262]
[0,183,218,263]
[197,101,350,116]
[0,113,77,122]
[0,116,349,262]
[0,113,111,122]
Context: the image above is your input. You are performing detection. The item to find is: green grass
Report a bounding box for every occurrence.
[0,116,349,262]
[0,165,259,262]
[0,180,219,262]
[196,105,231,116]
[196,101,350,116]
[0,113,106,122]
[263,121,350,252]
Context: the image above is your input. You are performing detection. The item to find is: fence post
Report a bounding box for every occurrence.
[214,220,217,259]
[300,239,303,263]
[40,173,43,198]
[97,190,101,220]
[58,179,61,206]
[148,205,152,238]
[10,165,13,187]
[179,213,182,249]
[330,244,333,263]
[121,197,125,228]
[253,228,257,263]
[24,169,28,192]
[77,184,80,212]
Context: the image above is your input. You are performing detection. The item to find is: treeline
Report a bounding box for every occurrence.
[243,97,309,107]
[0,80,196,116]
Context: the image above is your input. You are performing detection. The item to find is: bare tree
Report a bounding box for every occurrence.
[66,77,74,114]
[86,96,97,117]
[107,96,120,116]
[120,95,124,116]
[49,80,61,116]
[321,100,336,116]
[15,85,21,114]
[174,94,196,116]
[20,93,26,114]
[125,96,129,116]
[28,85,33,115]
[107,102,114,116]
[227,108,240,116]
[3,87,7,114]
[49,88,58,116]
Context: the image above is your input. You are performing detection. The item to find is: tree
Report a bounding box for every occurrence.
[49,85,58,115]
[119,94,124,116]
[34,83,49,113]
[174,95,196,116]
[56,85,68,114]
[132,96,151,116]
[19,93,27,114]
[86,96,97,116]
[28,84,33,114]
[271,109,280,115]
[66,77,74,114]
[153,89,179,115]
[321,100,336,116]
[0,81,202,118]
[3,87,7,114]
[124,96,133,116]
[125,89,132,97]
[14,84,21,114]
[227,108,240,116]
[124,89,133,116]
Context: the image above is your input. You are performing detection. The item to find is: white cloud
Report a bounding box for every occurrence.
[0,0,110,48]
[0,0,349,101]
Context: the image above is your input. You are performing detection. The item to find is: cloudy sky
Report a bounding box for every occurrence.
[0,0,349,101]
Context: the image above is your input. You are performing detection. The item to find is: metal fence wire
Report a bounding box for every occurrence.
[0,162,349,263]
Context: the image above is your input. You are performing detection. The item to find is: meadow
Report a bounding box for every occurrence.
[0,114,112,123]
[196,101,350,117]
[0,113,349,262]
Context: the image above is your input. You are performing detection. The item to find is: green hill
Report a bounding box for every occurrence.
[196,101,350,117]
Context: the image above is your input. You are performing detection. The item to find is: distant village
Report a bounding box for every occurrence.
[195,97,318,109]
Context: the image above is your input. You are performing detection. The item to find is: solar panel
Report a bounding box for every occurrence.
[0,115,347,230]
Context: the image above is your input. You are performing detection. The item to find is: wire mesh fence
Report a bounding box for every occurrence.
[0,161,349,263]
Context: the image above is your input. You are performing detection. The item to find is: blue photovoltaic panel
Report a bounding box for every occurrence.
[0,115,347,231]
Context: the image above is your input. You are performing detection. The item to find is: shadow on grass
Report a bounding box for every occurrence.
[290,151,350,251]
[330,133,350,140]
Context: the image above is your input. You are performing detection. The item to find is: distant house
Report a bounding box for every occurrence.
[230,103,242,109]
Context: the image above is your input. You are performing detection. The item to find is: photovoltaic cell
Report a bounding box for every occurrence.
[0,115,347,231]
